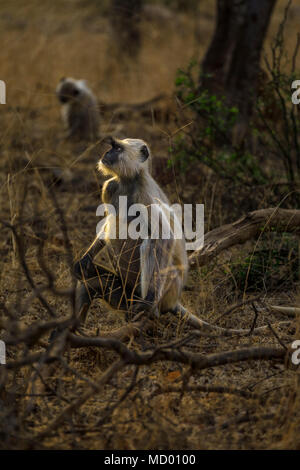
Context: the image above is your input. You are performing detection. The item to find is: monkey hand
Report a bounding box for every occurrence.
[74,253,97,280]
[128,300,159,320]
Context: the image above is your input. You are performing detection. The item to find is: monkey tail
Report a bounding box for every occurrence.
[171,303,227,333]
[171,303,282,337]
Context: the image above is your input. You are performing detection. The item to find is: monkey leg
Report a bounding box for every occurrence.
[128,291,159,319]
[75,282,94,326]
[74,254,159,324]
[75,264,142,326]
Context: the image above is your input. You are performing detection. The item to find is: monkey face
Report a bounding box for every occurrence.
[56,79,80,104]
[101,137,124,167]
[99,137,150,178]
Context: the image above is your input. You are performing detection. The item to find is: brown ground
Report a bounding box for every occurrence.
[0,0,300,450]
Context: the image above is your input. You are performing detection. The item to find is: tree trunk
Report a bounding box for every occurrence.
[201,0,277,133]
[189,208,300,267]
[201,0,245,93]
[110,0,142,57]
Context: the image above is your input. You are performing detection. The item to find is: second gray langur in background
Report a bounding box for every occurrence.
[56,77,100,141]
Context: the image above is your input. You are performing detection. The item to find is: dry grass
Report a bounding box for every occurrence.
[0,0,300,450]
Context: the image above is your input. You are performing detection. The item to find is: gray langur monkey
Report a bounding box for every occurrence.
[74,136,189,325]
[73,137,263,336]
[56,77,100,141]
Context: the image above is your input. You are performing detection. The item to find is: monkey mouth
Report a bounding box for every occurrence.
[100,157,111,167]
[59,95,69,103]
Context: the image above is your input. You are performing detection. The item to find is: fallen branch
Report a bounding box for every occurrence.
[189,208,300,267]
[68,333,286,369]
[268,305,300,316]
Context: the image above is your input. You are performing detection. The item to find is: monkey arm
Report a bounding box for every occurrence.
[74,235,106,280]
[139,202,180,312]
[140,236,175,309]
[66,110,85,138]
[83,235,106,259]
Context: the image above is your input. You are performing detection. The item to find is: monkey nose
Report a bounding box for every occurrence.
[59,95,68,103]
[102,148,118,166]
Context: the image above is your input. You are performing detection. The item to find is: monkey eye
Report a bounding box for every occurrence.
[115,146,122,152]
[73,89,80,96]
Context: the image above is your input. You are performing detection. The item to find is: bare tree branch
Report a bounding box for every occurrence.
[68,333,287,369]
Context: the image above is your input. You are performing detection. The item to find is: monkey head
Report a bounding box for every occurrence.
[56,77,87,104]
[98,137,150,179]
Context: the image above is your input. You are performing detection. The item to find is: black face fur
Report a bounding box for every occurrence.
[99,137,150,181]
[57,82,80,103]
[101,137,149,167]
[101,138,124,167]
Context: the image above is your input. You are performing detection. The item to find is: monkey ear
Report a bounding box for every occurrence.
[140,145,149,162]
[78,79,87,88]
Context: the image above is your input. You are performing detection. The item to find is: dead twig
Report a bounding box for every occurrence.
[267,321,288,351]
[214,296,263,323]
[248,302,259,336]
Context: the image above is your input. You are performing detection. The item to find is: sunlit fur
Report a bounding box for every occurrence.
[56,77,100,141]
